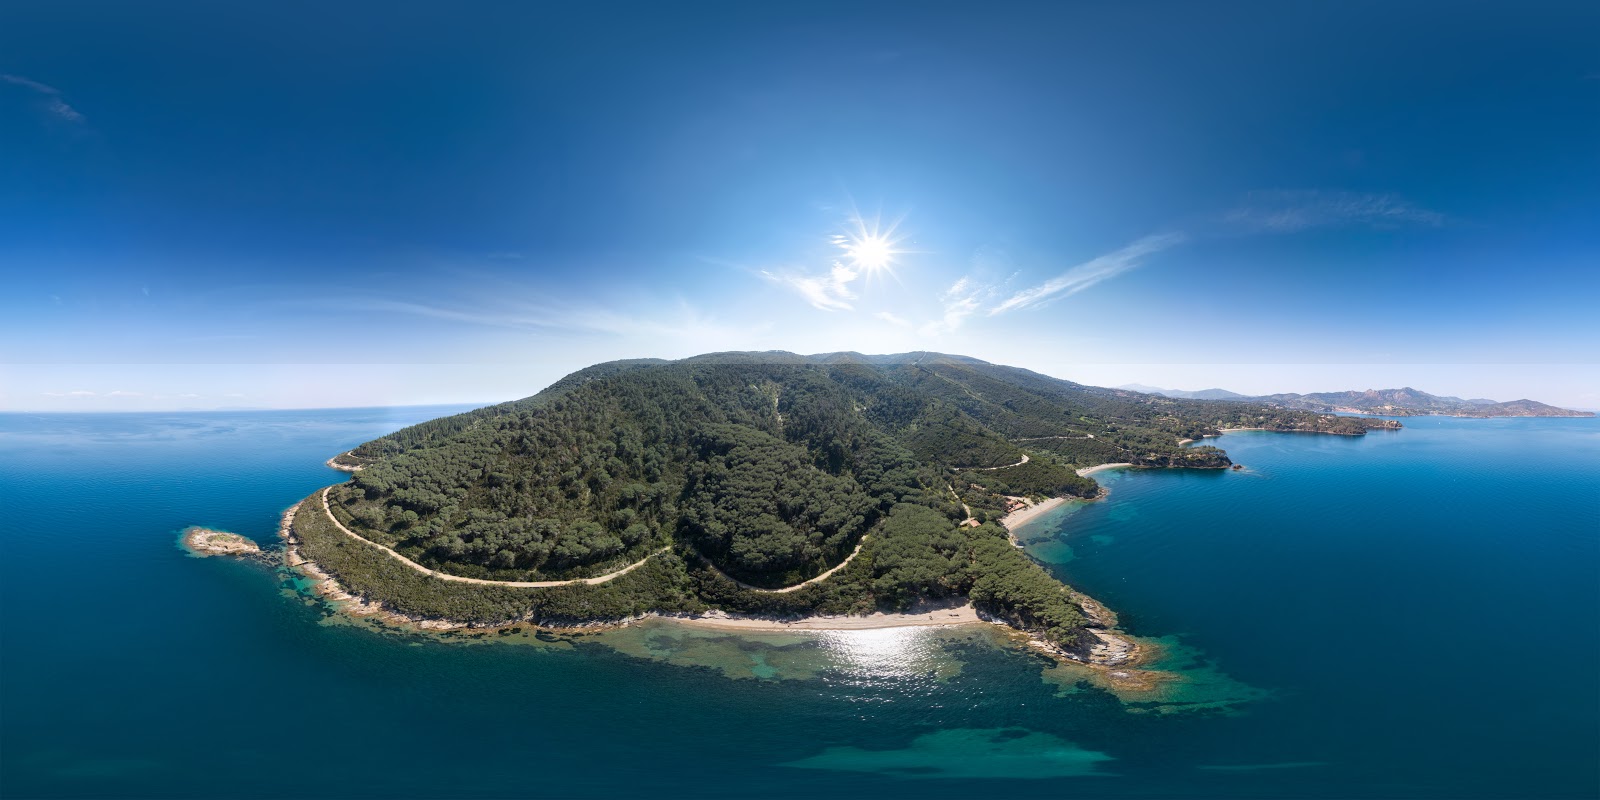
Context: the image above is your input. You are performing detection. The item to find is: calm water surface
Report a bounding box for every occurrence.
[2,410,1596,798]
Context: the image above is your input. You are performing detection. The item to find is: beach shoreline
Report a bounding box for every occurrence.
[995,462,1130,531]
[665,604,985,632]
[1216,427,1364,436]
[998,496,1069,531]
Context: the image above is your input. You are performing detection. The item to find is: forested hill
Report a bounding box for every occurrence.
[326,351,1396,591]
[1258,388,1595,418]
[1121,383,1592,418]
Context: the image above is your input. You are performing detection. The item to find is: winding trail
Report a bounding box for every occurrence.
[316,488,666,588]
[956,453,1030,471]
[700,535,870,594]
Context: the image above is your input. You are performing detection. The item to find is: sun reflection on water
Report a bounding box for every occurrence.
[814,628,943,678]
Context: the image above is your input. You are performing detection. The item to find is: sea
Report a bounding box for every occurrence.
[1,408,1596,799]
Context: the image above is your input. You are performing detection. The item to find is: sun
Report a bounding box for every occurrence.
[845,235,895,271]
[837,217,906,274]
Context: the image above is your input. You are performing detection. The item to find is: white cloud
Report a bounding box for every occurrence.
[919,277,988,335]
[1,73,85,123]
[762,261,860,311]
[1226,191,1444,232]
[875,311,911,327]
[991,233,1185,315]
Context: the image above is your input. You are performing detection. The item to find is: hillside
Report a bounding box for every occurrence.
[1118,384,1250,401]
[296,351,1401,649]
[1259,388,1593,418]
[1122,383,1591,418]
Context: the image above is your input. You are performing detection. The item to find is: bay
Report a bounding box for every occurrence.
[1,410,1594,798]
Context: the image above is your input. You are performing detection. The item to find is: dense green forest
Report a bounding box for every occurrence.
[307,351,1398,647]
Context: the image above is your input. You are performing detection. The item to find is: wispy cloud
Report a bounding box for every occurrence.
[919,277,988,335]
[1226,190,1444,233]
[762,262,860,311]
[342,298,562,330]
[991,234,1185,315]
[329,293,754,344]
[875,311,911,327]
[1,73,85,123]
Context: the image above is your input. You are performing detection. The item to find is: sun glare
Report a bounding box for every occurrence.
[847,235,894,270]
[838,217,906,275]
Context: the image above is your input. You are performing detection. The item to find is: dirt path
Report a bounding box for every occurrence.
[701,535,870,594]
[315,488,665,588]
[957,453,1030,471]
[946,484,974,516]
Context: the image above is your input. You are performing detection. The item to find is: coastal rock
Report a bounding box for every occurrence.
[182,527,262,557]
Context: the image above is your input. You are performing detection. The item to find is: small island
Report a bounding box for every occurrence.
[285,351,1400,677]
[182,527,262,558]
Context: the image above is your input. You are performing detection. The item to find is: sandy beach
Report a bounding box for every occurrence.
[670,604,984,632]
[1076,462,1133,477]
[999,496,1069,531]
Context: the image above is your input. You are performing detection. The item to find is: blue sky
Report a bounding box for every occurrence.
[3,1,1597,411]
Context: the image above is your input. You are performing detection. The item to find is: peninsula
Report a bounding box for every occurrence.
[282,351,1400,665]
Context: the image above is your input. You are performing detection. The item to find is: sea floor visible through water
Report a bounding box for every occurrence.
[2,409,1596,798]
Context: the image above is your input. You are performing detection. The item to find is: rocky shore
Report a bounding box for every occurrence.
[280,502,469,631]
[994,491,1155,686]
[182,527,262,558]
[325,452,364,472]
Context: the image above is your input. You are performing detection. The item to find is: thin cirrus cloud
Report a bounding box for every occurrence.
[919,276,988,335]
[762,262,860,311]
[333,294,753,343]
[1,73,86,123]
[1225,190,1444,233]
[990,233,1186,316]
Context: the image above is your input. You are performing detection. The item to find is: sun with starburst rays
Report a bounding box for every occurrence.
[833,216,908,277]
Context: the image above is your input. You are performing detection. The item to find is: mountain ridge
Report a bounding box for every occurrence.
[1121,383,1591,417]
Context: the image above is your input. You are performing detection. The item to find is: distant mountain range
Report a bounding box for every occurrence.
[1118,384,1250,401]
[1119,384,1594,418]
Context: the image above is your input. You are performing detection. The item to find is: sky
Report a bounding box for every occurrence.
[3,1,1597,411]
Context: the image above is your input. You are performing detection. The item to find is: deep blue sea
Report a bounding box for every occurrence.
[2,409,1596,799]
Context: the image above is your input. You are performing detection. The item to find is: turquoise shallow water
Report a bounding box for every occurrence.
[1,410,1596,798]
